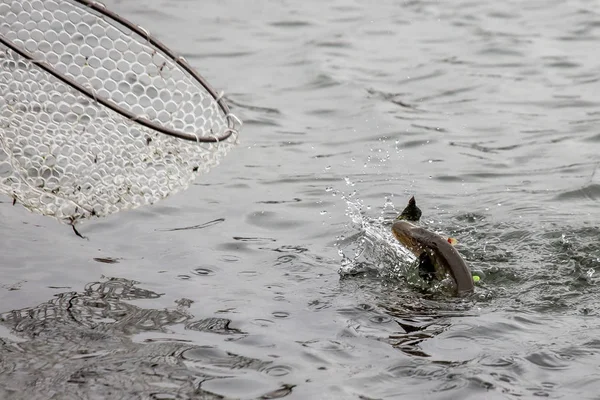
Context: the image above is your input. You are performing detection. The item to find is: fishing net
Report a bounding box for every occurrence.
[0,0,241,223]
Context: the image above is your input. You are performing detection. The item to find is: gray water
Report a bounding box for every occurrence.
[1,0,600,399]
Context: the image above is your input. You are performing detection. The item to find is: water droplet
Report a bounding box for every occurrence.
[219,255,240,262]
[192,267,215,276]
[320,210,327,215]
[177,274,191,280]
[251,318,274,327]
[325,165,331,170]
[369,315,392,324]
[93,257,119,264]
[586,268,594,278]
[272,311,289,318]
[263,365,292,377]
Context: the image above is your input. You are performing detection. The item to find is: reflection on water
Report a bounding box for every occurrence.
[0,277,293,399]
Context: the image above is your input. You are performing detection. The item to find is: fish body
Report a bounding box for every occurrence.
[392,198,474,296]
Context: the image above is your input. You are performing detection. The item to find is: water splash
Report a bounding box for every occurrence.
[332,182,415,278]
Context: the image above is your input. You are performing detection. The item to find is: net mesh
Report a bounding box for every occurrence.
[0,0,241,223]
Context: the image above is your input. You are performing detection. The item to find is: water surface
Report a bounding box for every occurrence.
[1,0,599,399]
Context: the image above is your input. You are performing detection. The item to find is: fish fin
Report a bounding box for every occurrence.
[447,237,458,246]
[418,252,436,282]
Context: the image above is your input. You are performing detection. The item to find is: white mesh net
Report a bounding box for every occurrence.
[0,0,241,223]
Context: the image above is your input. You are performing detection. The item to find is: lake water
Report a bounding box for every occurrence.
[1,0,600,399]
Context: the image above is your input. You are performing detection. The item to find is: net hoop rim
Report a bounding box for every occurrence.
[0,0,240,143]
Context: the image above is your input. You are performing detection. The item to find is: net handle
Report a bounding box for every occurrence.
[0,1,239,143]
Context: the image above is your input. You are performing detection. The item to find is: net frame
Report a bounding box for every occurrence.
[0,0,240,142]
[0,0,242,225]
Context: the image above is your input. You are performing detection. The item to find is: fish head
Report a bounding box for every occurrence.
[391,220,426,255]
[396,196,422,222]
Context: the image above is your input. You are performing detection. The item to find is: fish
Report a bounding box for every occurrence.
[392,197,474,296]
